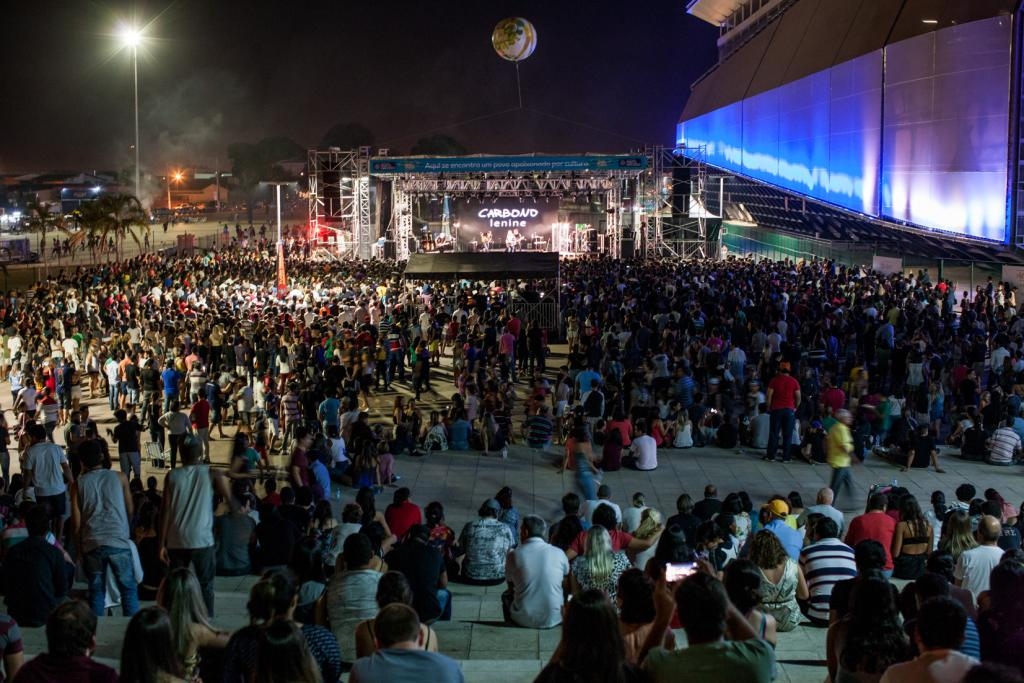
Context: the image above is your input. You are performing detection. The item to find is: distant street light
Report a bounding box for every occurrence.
[118,25,144,202]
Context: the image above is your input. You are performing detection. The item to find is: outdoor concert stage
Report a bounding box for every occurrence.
[403,251,559,280]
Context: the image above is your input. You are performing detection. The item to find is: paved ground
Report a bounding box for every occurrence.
[12,347,1021,682]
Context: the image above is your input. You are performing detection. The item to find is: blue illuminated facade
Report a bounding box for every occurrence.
[678,15,1012,243]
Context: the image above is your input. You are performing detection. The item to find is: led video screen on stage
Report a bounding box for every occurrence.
[453,199,555,252]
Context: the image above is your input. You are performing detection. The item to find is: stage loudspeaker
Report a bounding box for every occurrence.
[322,171,341,215]
[672,166,691,218]
[620,235,635,259]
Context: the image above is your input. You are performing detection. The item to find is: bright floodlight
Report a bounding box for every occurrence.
[173,171,184,182]
[119,26,142,48]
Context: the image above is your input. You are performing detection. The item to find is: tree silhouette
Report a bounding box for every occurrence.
[410,135,468,156]
[227,137,305,223]
[319,122,375,150]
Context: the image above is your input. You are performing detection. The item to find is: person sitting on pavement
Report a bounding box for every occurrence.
[503,515,569,629]
[12,600,118,683]
[456,498,515,586]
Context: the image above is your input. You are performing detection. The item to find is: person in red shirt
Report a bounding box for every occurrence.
[384,487,424,541]
[844,492,896,575]
[189,395,212,462]
[764,361,802,462]
[564,504,659,561]
[818,377,846,417]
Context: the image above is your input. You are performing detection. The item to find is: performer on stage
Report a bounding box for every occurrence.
[481,230,493,252]
[506,228,521,253]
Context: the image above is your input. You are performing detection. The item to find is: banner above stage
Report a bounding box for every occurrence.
[370,154,648,175]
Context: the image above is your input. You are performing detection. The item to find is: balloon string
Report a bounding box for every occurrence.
[515,62,523,110]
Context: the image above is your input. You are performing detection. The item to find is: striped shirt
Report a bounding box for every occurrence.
[988,427,1020,464]
[524,415,554,446]
[799,537,857,623]
[281,392,302,423]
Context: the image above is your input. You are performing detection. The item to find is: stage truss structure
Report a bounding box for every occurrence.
[306,149,711,260]
[372,170,643,261]
[637,145,712,260]
[306,147,373,260]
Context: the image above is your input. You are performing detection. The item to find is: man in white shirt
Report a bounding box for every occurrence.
[623,419,658,471]
[22,423,73,536]
[806,487,846,537]
[955,515,1004,600]
[620,492,650,534]
[503,516,568,629]
[879,596,977,683]
[582,484,623,527]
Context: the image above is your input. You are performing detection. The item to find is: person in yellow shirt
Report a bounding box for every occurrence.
[826,409,855,505]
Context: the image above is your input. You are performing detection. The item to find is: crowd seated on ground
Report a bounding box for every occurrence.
[0,248,1023,680]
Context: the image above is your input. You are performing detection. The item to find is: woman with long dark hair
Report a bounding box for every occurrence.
[891,495,931,579]
[827,573,911,683]
[616,569,675,665]
[537,588,651,683]
[254,620,323,683]
[223,570,339,683]
[120,606,187,683]
[723,559,777,647]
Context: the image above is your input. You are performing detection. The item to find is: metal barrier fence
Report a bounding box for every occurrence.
[506,301,562,339]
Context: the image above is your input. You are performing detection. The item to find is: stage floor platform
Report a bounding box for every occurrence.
[404,251,560,279]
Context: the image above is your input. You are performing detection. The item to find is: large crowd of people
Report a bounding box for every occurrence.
[0,242,1019,682]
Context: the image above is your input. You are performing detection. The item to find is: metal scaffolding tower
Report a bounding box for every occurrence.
[393,186,413,261]
[639,145,710,259]
[606,182,621,259]
[307,148,361,258]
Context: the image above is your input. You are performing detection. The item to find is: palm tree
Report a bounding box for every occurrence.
[94,194,147,262]
[24,199,58,274]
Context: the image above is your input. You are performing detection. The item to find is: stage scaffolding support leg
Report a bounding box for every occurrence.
[356,147,372,260]
[606,183,621,260]
[393,186,412,262]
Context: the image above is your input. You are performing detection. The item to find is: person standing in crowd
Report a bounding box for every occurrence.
[21,422,73,537]
[109,408,144,481]
[763,361,801,463]
[69,440,138,617]
[158,400,193,470]
[189,389,212,463]
[159,436,233,617]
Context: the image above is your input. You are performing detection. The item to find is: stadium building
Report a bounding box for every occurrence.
[678,0,1024,273]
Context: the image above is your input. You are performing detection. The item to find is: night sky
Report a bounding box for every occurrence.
[0,1,718,173]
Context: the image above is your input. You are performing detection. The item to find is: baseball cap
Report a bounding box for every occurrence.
[764,499,790,518]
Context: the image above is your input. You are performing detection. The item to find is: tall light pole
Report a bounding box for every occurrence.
[119,26,143,201]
